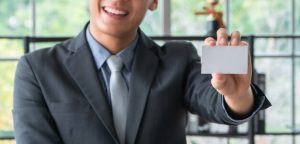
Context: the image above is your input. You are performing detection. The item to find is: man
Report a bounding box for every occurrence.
[13,0,271,144]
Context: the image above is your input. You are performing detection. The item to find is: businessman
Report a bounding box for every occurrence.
[13,0,271,144]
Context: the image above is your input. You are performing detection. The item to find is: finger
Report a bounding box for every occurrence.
[230,31,240,46]
[204,37,216,46]
[216,28,228,46]
[211,73,228,92]
[240,41,252,78]
[240,41,248,46]
[212,73,238,96]
[239,41,252,80]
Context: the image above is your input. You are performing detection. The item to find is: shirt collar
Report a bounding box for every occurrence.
[86,25,138,71]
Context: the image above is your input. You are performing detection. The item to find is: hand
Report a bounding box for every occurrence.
[203,28,254,115]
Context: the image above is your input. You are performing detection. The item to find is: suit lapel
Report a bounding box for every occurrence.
[64,28,118,142]
[126,31,160,144]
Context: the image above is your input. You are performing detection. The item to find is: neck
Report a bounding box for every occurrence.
[89,26,137,54]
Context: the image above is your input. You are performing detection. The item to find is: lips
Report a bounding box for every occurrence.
[103,7,129,16]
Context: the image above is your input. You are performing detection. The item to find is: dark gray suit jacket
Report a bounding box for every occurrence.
[13,25,271,144]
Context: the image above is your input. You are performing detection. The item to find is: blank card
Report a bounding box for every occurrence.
[201,46,248,74]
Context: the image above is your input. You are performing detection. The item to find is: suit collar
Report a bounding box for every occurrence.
[86,25,139,72]
[65,23,160,144]
[126,30,160,144]
[64,23,119,142]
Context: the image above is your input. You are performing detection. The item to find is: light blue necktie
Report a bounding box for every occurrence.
[107,55,128,144]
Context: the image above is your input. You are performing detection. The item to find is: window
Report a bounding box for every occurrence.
[229,0,292,35]
[170,0,299,143]
[256,58,293,132]
[255,135,293,144]
[171,0,226,36]
[296,0,300,34]
[0,1,164,143]
[296,58,300,132]
[35,0,89,36]
[1,0,300,144]
[0,0,32,36]
[140,0,163,36]
[296,38,300,55]
[254,39,292,56]
[254,38,294,133]
[0,0,32,141]
[0,62,17,130]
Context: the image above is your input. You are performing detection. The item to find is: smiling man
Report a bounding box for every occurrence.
[13,0,271,144]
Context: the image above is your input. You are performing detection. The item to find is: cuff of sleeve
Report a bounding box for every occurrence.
[221,84,266,124]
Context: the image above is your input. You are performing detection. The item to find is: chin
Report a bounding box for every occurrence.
[99,25,133,37]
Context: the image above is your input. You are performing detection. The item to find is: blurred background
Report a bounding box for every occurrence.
[0,0,299,144]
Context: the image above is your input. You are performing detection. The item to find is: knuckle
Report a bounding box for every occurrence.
[204,37,215,43]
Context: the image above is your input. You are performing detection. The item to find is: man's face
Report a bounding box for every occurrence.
[89,0,158,38]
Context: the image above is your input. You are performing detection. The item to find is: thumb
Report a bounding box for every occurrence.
[211,74,227,91]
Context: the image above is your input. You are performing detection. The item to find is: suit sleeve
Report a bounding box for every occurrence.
[183,43,271,125]
[13,56,63,144]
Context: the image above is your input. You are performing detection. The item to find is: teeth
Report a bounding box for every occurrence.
[104,7,127,15]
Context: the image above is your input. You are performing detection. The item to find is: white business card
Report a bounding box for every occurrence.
[201,46,248,74]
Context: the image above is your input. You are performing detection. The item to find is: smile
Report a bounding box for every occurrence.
[103,7,129,16]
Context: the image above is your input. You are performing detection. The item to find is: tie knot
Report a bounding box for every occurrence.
[107,55,123,72]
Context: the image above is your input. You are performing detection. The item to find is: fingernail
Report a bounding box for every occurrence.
[220,38,227,45]
[231,38,238,45]
[209,40,215,46]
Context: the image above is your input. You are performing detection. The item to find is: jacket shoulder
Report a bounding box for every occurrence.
[19,38,76,75]
[158,40,198,60]
[23,38,73,62]
[162,40,194,50]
